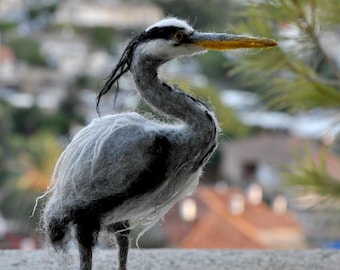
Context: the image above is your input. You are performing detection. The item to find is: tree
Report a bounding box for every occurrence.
[0,132,62,235]
[228,0,340,200]
[229,0,340,108]
[9,38,47,66]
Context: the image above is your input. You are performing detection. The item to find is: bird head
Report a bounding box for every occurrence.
[137,17,277,61]
[97,17,277,111]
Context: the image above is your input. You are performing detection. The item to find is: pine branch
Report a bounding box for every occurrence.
[292,0,340,81]
[285,147,340,202]
[229,0,340,203]
[228,0,340,112]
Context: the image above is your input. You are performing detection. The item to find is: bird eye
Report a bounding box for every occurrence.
[173,32,184,42]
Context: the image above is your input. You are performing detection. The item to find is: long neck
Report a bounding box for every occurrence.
[131,53,219,163]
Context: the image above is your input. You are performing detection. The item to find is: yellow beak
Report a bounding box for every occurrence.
[191,32,278,50]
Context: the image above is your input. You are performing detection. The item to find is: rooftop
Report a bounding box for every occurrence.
[164,186,305,249]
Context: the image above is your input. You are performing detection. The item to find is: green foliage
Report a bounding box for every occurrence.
[0,132,62,234]
[27,3,58,20]
[228,0,340,201]
[0,101,13,185]
[9,38,47,66]
[11,106,72,135]
[285,146,340,203]
[86,27,116,51]
[0,21,17,32]
[75,74,106,90]
[0,101,72,234]
[228,0,340,112]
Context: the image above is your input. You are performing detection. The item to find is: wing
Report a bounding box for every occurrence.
[51,113,171,211]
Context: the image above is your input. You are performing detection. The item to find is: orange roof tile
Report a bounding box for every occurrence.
[0,46,15,62]
[163,186,304,249]
[180,212,265,249]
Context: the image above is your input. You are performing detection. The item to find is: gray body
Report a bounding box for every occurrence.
[45,107,217,229]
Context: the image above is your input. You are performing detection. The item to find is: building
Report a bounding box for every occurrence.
[218,132,340,248]
[163,185,306,249]
[218,133,315,197]
[55,1,164,29]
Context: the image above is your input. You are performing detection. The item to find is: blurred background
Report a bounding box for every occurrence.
[1,0,340,250]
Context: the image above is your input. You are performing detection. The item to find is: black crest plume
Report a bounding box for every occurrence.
[96,32,146,114]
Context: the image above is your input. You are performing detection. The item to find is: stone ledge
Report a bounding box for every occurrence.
[1,249,340,270]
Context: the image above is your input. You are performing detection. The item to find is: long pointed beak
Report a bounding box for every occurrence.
[191,32,278,50]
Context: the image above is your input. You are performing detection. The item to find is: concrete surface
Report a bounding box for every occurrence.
[1,249,340,270]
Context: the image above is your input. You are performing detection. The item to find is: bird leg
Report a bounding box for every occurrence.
[75,220,99,270]
[108,220,130,270]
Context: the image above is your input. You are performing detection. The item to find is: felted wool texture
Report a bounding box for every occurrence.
[43,112,212,245]
[43,17,220,251]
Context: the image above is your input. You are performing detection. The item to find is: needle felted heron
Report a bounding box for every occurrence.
[42,18,277,270]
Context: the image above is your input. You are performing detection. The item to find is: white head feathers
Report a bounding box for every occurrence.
[146,17,194,32]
